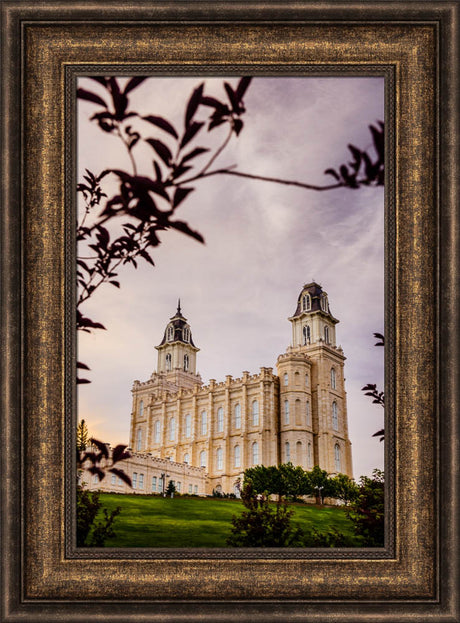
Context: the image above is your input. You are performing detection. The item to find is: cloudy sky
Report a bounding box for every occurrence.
[77,76,385,478]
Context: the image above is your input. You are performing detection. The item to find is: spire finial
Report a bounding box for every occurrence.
[177,298,181,315]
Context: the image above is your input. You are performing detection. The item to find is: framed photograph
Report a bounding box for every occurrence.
[1,2,458,621]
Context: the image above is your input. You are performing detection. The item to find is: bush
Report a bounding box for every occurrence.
[77,486,121,546]
[345,469,384,546]
[226,480,303,547]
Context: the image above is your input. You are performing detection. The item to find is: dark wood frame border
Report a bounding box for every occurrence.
[1,2,458,621]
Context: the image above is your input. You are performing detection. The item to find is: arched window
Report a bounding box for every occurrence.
[201,411,207,436]
[332,401,338,430]
[132,472,138,489]
[306,401,311,426]
[183,327,189,342]
[284,400,290,424]
[321,294,328,312]
[185,414,191,438]
[252,400,259,426]
[303,325,311,345]
[331,367,336,389]
[167,325,174,341]
[154,420,161,443]
[285,441,290,462]
[139,400,144,416]
[324,325,330,343]
[169,417,176,441]
[136,428,142,451]
[296,441,302,462]
[216,447,223,471]
[183,453,189,464]
[217,407,224,432]
[295,371,300,385]
[199,450,206,468]
[302,293,311,311]
[252,442,259,465]
[234,404,241,429]
[234,445,241,468]
[295,399,302,425]
[307,442,313,467]
[334,444,341,472]
[305,373,309,387]
[183,354,189,371]
[165,352,172,371]
[283,373,289,386]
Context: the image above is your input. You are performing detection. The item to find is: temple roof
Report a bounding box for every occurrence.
[157,300,197,347]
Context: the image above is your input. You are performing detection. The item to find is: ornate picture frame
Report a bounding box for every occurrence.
[1,2,458,621]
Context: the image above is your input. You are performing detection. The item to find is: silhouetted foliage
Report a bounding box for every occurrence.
[362,332,385,440]
[76,487,121,547]
[77,437,132,486]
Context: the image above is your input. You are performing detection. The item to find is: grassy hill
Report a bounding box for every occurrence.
[95,493,358,547]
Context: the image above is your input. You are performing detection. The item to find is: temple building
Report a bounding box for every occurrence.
[125,283,353,496]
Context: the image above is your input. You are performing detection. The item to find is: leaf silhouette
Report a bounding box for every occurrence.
[185,83,204,127]
[143,115,178,138]
[77,88,107,108]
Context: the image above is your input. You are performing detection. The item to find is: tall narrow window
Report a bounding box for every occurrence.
[305,373,309,387]
[234,445,241,468]
[158,476,164,492]
[324,325,330,343]
[183,327,189,342]
[169,417,176,441]
[165,352,172,371]
[167,325,174,341]
[285,442,290,462]
[216,447,223,471]
[132,472,138,489]
[185,414,191,438]
[306,401,311,426]
[284,400,290,425]
[199,450,206,468]
[296,441,302,463]
[331,367,336,389]
[321,294,328,312]
[217,407,224,432]
[283,373,289,386]
[152,476,157,492]
[136,428,142,451]
[111,474,116,485]
[295,399,302,425]
[154,420,161,443]
[252,442,259,465]
[252,400,259,426]
[201,411,207,435]
[139,400,144,416]
[303,325,311,345]
[138,473,144,489]
[307,442,313,467]
[334,444,341,472]
[332,401,338,430]
[234,404,241,429]
[184,354,189,371]
[302,293,311,311]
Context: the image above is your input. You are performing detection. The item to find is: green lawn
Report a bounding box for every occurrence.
[95,493,358,547]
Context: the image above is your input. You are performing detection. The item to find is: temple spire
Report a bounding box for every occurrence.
[177,298,181,316]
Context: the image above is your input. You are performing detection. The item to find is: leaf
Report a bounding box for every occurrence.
[109,281,120,288]
[324,168,340,181]
[369,124,384,160]
[235,77,252,101]
[77,378,91,384]
[112,444,131,464]
[77,88,107,108]
[170,220,204,243]
[153,161,162,182]
[208,117,226,132]
[88,466,105,481]
[87,77,108,87]
[200,96,228,112]
[185,82,204,127]
[143,115,178,138]
[233,119,243,136]
[373,332,385,346]
[180,147,209,164]
[139,249,155,266]
[145,138,172,165]
[124,76,147,94]
[77,361,90,370]
[89,438,109,459]
[173,186,194,209]
[108,467,132,486]
[224,82,239,111]
[180,121,204,149]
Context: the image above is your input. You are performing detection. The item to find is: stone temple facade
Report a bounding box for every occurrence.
[126,283,353,496]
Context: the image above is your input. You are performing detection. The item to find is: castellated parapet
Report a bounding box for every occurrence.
[127,285,353,496]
